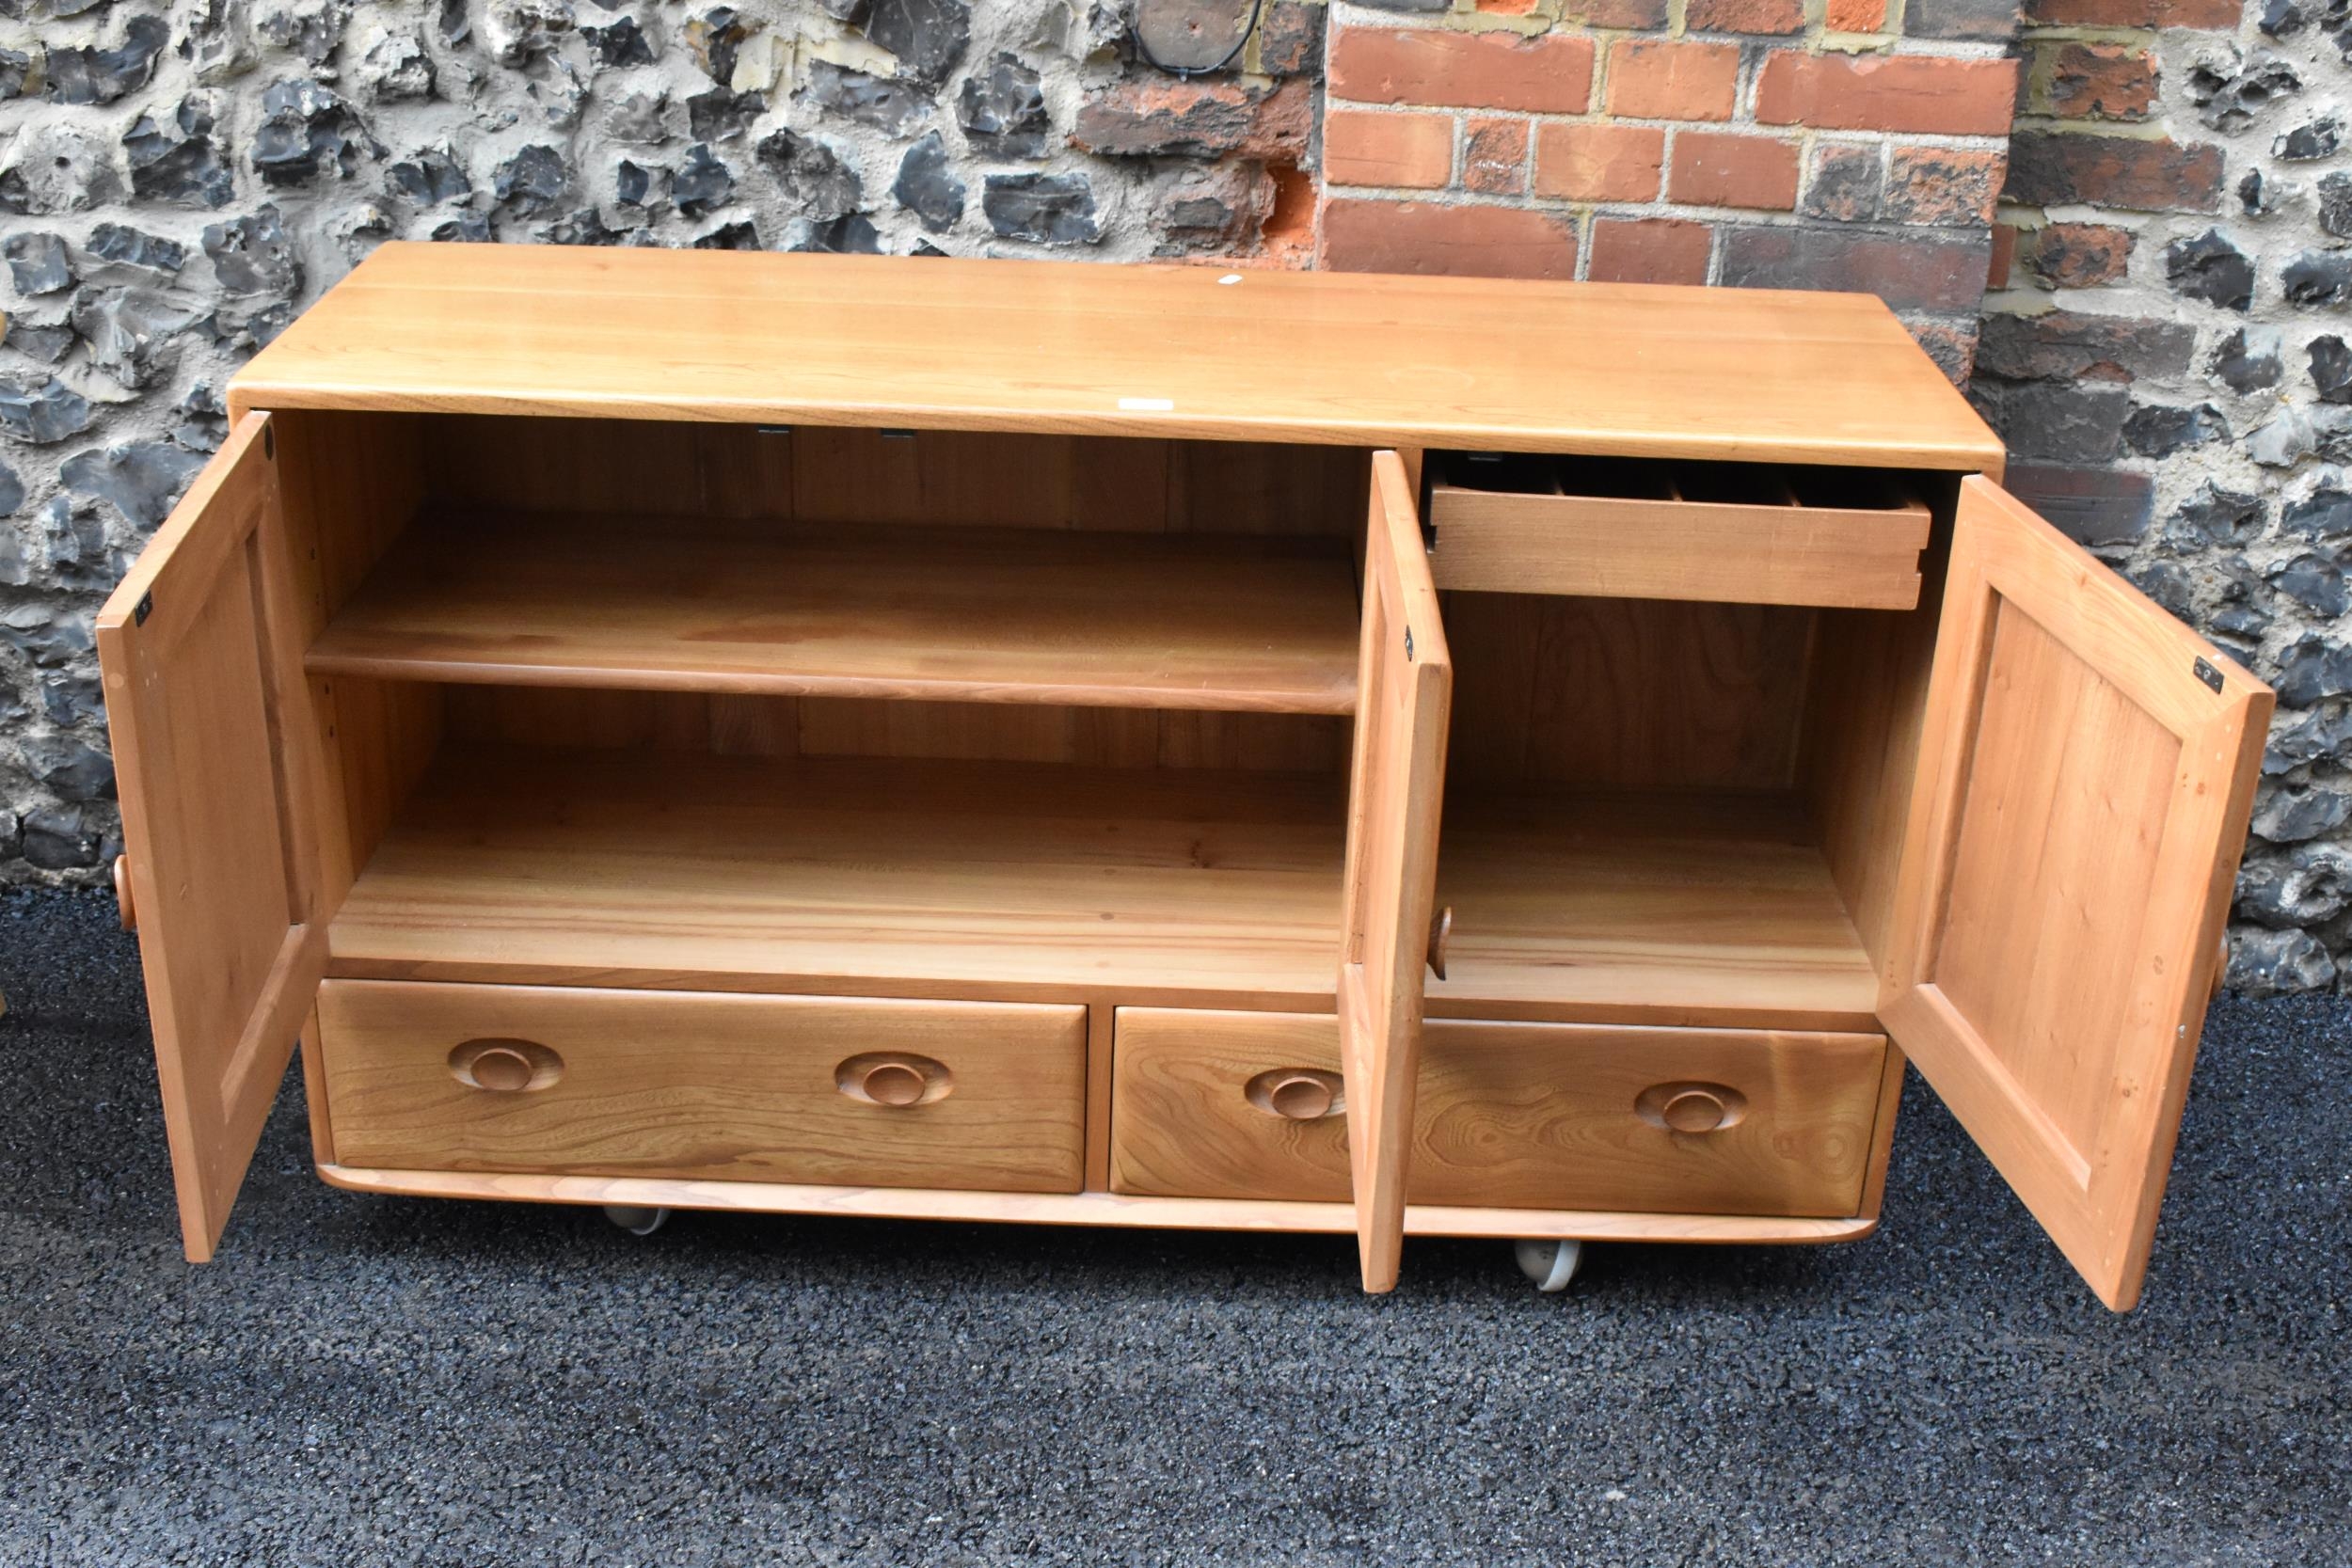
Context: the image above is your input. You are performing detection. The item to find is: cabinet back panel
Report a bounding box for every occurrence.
[1444,593,1814,791]
[442,689,1350,775]
[420,416,1369,538]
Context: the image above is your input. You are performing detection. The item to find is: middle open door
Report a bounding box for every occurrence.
[1339,451,1454,1293]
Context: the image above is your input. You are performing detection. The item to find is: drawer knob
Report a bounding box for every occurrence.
[835,1052,952,1107]
[449,1037,563,1093]
[1246,1068,1345,1122]
[1635,1080,1746,1134]
[113,855,135,932]
[1426,905,1454,981]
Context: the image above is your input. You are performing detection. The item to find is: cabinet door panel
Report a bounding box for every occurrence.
[1883,477,2270,1311]
[1339,451,1452,1292]
[97,412,327,1261]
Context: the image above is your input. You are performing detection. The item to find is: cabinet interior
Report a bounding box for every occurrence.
[276,409,1952,1030]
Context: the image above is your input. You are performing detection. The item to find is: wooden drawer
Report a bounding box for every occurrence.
[1425,451,1931,610]
[318,980,1088,1193]
[1110,1008,1885,1217]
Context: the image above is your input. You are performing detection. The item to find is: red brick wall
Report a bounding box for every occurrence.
[1313,0,2026,381]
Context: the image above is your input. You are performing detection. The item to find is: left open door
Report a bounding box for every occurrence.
[97,412,327,1261]
[1338,451,1453,1293]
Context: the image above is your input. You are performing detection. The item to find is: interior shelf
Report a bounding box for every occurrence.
[1430,789,1879,1031]
[308,515,1364,715]
[328,747,1351,1005]
[329,748,1877,1030]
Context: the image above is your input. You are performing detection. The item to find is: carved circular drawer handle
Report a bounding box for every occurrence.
[449,1037,564,1093]
[1634,1081,1748,1134]
[1246,1068,1346,1122]
[835,1053,953,1108]
[113,855,136,933]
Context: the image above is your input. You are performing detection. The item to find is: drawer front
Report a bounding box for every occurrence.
[1425,451,1931,611]
[320,981,1088,1193]
[1110,1008,1884,1217]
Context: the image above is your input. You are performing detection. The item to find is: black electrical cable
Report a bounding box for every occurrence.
[1129,0,1269,80]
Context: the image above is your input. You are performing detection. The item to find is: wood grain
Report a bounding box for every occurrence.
[1337,451,1453,1293]
[1443,594,1814,792]
[229,245,2004,470]
[319,980,1088,1192]
[1882,477,2272,1312]
[95,413,328,1262]
[316,1162,1886,1245]
[1431,788,1879,1029]
[329,748,1351,1007]
[1428,484,1930,610]
[1110,1009,1886,1218]
[310,515,1362,714]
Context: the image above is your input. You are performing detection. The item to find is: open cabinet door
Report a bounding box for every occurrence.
[1339,451,1453,1293]
[97,412,326,1262]
[1882,477,2271,1310]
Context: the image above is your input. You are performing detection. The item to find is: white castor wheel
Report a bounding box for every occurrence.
[1515,1238,1584,1293]
[602,1204,672,1236]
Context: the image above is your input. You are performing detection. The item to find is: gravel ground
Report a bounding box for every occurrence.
[0,886,2345,1567]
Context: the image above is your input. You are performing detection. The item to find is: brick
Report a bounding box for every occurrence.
[1755,53,2020,136]
[1884,145,2006,226]
[1669,132,1801,210]
[1462,117,1531,195]
[1908,317,1980,384]
[2012,221,2135,288]
[1907,0,2024,38]
[1804,143,1883,221]
[1969,377,2130,463]
[1721,226,1994,312]
[2048,42,2155,120]
[1989,223,2016,288]
[1329,27,1595,114]
[1073,77,1313,158]
[1974,309,2198,382]
[1565,0,1671,22]
[2023,0,2236,26]
[1687,0,1804,31]
[1254,3,1326,75]
[2004,131,2224,214]
[1318,198,1578,278]
[1534,123,1665,200]
[1606,40,1740,122]
[2001,464,2156,546]
[1587,218,1713,284]
[1826,0,1891,27]
[1324,110,1455,189]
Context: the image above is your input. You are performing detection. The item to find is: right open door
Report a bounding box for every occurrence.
[1338,451,1453,1294]
[1882,476,2272,1310]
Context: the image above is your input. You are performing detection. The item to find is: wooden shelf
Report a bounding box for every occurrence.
[329,748,1351,1006]
[1429,789,1879,1031]
[309,515,1363,715]
[331,750,1876,1029]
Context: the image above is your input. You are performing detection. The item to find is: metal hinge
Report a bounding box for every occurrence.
[134,592,153,626]
[2194,657,2225,694]
[1404,626,1414,662]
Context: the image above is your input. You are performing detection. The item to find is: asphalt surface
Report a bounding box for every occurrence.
[0,885,2344,1566]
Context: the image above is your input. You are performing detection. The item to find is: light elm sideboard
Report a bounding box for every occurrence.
[98,245,2269,1308]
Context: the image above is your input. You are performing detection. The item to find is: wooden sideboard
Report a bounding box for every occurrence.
[97,245,2270,1309]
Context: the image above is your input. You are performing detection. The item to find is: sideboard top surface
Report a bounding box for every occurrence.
[230,243,2004,471]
